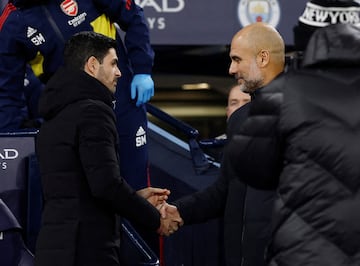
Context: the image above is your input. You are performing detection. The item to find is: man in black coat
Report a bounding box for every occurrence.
[226,22,360,266]
[35,31,181,266]
[161,22,285,266]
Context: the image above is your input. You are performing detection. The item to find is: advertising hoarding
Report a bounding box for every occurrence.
[136,0,309,45]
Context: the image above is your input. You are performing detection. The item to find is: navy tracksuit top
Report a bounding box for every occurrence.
[0,0,154,189]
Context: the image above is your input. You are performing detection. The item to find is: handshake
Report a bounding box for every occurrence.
[137,187,184,236]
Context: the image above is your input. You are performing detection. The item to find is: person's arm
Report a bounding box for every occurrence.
[172,174,229,225]
[224,81,284,190]
[23,65,45,124]
[93,0,154,73]
[0,6,40,129]
[93,0,154,106]
[78,103,160,230]
[172,104,253,225]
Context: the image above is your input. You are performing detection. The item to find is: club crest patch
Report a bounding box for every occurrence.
[237,0,281,27]
[60,0,78,16]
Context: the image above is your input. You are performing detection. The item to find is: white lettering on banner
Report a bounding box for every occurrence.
[0,149,18,170]
[135,0,185,12]
[135,0,184,29]
[147,17,166,29]
[0,149,19,160]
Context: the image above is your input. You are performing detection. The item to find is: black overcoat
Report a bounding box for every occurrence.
[35,68,160,266]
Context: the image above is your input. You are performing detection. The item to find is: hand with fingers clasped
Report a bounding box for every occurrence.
[157,202,184,236]
[136,187,171,207]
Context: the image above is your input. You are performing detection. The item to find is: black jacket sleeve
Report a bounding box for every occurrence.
[174,104,252,224]
[173,173,228,225]
[78,103,160,230]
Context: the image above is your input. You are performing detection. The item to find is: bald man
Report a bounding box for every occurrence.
[229,22,285,93]
[160,22,285,266]
[227,22,360,266]
[222,22,284,265]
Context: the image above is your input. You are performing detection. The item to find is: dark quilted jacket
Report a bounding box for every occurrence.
[35,67,160,266]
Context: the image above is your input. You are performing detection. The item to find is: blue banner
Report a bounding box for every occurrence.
[0,133,37,227]
[136,0,309,45]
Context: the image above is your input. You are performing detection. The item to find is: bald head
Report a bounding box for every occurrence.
[229,22,285,93]
[232,22,285,64]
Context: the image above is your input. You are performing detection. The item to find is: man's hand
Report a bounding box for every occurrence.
[136,187,170,207]
[131,74,154,106]
[157,203,184,236]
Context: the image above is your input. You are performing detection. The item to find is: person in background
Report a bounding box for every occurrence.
[226,83,251,120]
[0,0,158,254]
[34,31,181,266]
[160,22,285,266]
[201,83,250,161]
[0,0,153,190]
[226,4,360,266]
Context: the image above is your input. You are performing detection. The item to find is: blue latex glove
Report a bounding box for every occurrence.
[131,74,154,107]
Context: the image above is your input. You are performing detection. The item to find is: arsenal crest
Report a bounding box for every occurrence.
[237,0,281,27]
[60,0,78,17]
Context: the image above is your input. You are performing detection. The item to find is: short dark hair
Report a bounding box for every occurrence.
[63,31,117,70]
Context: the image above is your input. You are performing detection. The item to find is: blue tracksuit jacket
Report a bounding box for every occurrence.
[0,0,154,189]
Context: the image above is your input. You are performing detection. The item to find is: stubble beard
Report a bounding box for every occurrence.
[243,60,264,94]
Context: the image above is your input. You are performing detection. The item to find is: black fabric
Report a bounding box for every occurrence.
[311,0,359,7]
[174,104,275,266]
[302,23,360,68]
[35,68,160,266]
[227,24,360,266]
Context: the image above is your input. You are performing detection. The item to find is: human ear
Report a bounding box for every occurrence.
[84,56,98,76]
[257,50,270,67]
